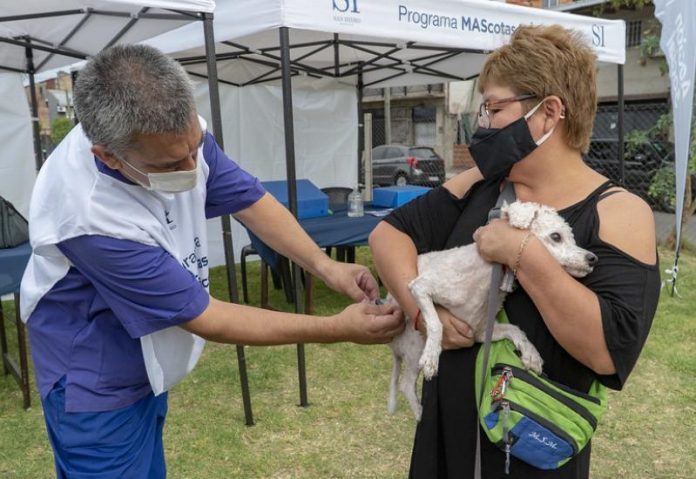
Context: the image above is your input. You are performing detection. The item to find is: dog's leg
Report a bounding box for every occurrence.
[489,323,544,374]
[408,276,443,380]
[400,358,422,421]
[387,348,401,415]
[394,325,425,420]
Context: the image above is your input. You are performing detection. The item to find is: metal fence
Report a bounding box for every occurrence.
[586,100,673,210]
[363,98,675,206]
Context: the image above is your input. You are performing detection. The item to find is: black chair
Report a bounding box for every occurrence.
[322,186,353,210]
[321,187,355,263]
[239,243,293,306]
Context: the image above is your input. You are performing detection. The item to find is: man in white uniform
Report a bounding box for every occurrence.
[20,44,402,478]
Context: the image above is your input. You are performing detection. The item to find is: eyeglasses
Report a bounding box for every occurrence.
[477,94,537,128]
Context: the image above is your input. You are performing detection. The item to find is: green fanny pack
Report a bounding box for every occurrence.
[475,338,608,471]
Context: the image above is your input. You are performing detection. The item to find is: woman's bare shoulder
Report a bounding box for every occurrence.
[443,167,483,199]
[596,188,656,264]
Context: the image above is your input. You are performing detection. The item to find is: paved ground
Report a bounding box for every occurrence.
[654,211,696,244]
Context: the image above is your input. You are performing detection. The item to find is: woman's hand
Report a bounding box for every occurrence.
[473,219,528,268]
[415,305,475,350]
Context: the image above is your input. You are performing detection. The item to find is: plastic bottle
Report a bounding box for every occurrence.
[347,189,364,217]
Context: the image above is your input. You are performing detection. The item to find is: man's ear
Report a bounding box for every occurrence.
[91,145,121,171]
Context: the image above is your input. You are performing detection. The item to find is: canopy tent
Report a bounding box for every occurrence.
[143,0,628,422]
[2,0,630,428]
[0,0,216,171]
[0,1,214,215]
[0,0,274,425]
[149,0,625,87]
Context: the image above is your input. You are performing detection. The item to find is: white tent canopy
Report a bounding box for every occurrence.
[0,0,214,74]
[1,0,629,423]
[147,0,625,89]
[0,72,36,217]
[145,0,627,271]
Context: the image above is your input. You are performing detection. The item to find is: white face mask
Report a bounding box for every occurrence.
[120,157,198,193]
[525,100,555,146]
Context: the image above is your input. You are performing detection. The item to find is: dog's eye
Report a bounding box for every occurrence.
[550,233,562,243]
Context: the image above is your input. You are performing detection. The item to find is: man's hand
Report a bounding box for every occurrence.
[319,261,380,302]
[333,302,404,344]
[415,305,474,350]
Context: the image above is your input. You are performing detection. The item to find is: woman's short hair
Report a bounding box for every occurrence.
[479,25,597,153]
[73,44,195,155]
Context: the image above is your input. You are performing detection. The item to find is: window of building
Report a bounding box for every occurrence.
[626,19,643,47]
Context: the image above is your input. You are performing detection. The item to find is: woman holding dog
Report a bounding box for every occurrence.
[369,25,660,479]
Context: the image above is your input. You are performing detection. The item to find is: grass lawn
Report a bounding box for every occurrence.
[1,246,694,478]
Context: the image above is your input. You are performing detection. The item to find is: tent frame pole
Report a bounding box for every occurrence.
[280,26,309,409]
[25,42,43,171]
[617,64,625,185]
[357,64,364,187]
[202,12,255,427]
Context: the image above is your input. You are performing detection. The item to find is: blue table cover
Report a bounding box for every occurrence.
[0,242,31,296]
[246,204,390,270]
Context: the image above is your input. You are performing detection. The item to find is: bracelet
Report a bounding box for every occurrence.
[512,232,533,277]
[413,309,421,331]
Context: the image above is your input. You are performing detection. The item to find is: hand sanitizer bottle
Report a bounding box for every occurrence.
[347,189,364,217]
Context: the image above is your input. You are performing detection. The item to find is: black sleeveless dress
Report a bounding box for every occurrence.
[383,179,660,479]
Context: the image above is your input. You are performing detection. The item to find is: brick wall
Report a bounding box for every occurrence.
[453,144,475,170]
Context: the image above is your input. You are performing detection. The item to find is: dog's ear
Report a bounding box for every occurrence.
[505,202,540,229]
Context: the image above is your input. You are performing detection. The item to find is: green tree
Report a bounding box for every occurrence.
[50,116,72,145]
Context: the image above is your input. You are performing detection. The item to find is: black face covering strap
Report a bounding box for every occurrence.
[468,116,539,181]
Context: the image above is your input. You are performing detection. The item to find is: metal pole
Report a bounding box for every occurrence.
[70,70,79,125]
[617,64,625,185]
[280,26,309,408]
[364,113,373,201]
[25,43,43,170]
[203,13,255,427]
[384,88,391,145]
[333,33,339,77]
[357,64,364,187]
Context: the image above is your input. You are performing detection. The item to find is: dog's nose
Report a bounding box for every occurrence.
[586,252,598,266]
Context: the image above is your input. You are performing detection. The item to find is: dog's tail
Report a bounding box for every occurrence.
[387,350,401,415]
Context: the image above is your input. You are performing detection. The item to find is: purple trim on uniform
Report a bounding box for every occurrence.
[28,236,209,412]
[93,131,266,219]
[29,130,264,413]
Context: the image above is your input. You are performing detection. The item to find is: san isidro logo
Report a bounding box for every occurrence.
[332,0,362,25]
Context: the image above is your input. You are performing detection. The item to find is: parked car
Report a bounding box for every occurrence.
[371,144,446,187]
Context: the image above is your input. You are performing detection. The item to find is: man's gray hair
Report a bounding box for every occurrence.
[73,44,195,154]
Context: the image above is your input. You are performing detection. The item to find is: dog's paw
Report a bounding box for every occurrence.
[414,404,423,422]
[520,347,544,375]
[419,355,439,380]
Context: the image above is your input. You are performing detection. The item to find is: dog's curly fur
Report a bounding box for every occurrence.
[387,201,598,421]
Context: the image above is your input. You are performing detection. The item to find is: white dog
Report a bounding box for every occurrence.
[387,201,598,421]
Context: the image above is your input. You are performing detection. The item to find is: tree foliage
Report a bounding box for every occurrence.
[50,117,72,145]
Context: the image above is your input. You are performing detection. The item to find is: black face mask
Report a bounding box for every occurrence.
[468,116,540,181]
